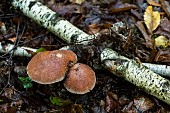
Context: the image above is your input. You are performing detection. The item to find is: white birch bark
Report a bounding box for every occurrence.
[11,0,96,44]
[0,42,37,57]
[142,63,170,77]
[101,48,170,105]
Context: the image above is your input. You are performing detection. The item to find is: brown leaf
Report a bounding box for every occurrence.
[69,0,85,4]
[154,29,170,39]
[159,17,170,33]
[144,6,160,34]
[109,1,137,13]
[2,88,14,99]
[131,9,142,20]
[85,24,100,34]
[147,0,161,7]
[135,21,154,49]
[50,3,83,16]
[154,49,170,63]
[118,96,131,106]
[160,0,170,19]
[105,92,118,112]
[154,17,170,39]
[0,103,8,112]
[133,96,154,112]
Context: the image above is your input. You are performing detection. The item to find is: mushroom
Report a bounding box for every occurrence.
[27,50,77,84]
[64,63,96,94]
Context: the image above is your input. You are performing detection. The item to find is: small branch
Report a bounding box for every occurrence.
[11,0,97,44]
[0,42,37,57]
[100,48,170,105]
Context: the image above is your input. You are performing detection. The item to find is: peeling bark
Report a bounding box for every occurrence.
[11,0,96,44]
[101,48,170,105]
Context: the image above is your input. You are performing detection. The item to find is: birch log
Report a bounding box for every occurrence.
[11,0,96,44]
[101,48,170,105]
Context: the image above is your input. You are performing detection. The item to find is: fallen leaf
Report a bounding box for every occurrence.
[2,88,14,99]
[147,0,161,7]
[155,36,170,48]
[160,0,170,19]
[18,77,33,89]
[118,96,130,107]
[0,103,8,112]
[144,6,160,34]
[49,96,71,106]
[63,104,84,113]
[134,96,154,112]
[36,47,47,53]
[0,21,7,34]
[131,9,142,20]
[105,92,118,112]
[154,17,170,38]
[86,24,100,34]
[135,21,154,49]
[69,0,85,4]
[109,1,137,13]
[159,17,170,33]
[154,50,170,63]
[8,37,17,43]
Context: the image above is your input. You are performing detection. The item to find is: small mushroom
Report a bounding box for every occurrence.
[27,50,77,84]
[64,63,96,94]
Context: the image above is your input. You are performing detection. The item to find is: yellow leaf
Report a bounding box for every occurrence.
[69,0,85,4]
[155,36,170,48]
[144,6,160,33]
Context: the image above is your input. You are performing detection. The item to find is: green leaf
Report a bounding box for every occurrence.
[36,47,47,53]
[49,96,71,106]
[0,99,3,103]
[18,77,32,89]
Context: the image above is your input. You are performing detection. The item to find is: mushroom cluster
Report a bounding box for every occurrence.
[27,50,96,94]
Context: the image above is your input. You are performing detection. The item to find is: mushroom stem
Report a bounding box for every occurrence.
[101,48,170,105]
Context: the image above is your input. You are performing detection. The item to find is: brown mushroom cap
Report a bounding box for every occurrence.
[27,50,77,84]
[64,63,96,94]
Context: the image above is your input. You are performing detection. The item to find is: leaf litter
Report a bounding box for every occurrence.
[0,0,170,112]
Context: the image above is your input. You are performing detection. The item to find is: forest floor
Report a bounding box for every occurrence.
[0,0,170,112]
